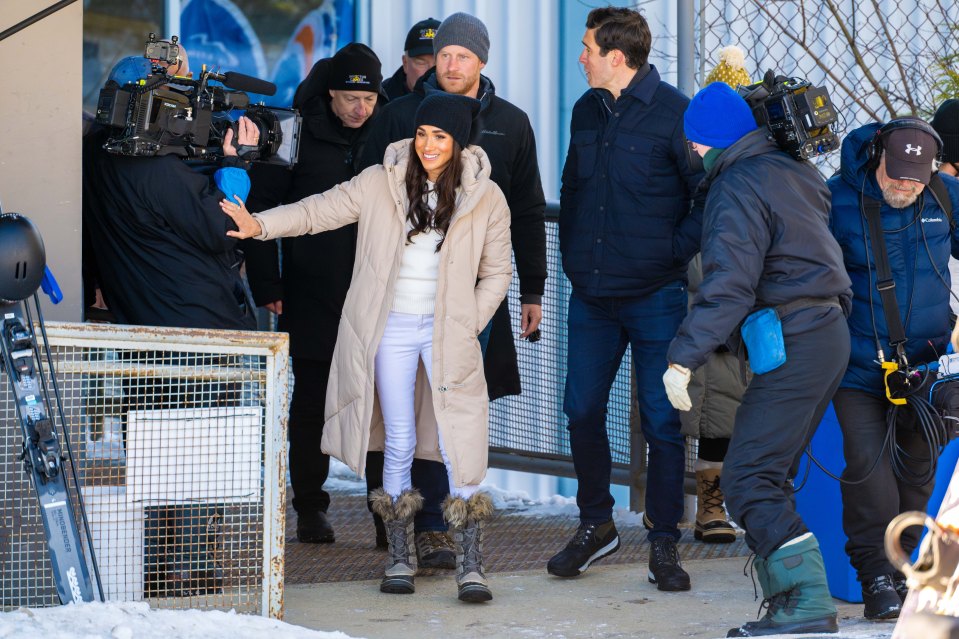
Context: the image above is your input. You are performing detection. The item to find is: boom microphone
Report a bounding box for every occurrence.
[216,71,276,96]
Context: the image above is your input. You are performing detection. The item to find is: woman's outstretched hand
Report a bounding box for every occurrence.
[221,195,263,239]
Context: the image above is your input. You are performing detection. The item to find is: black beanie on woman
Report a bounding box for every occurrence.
[413,92,481,149]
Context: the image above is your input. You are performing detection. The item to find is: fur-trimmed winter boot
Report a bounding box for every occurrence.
[369,488,423,594]
[443,492,494,603]
[695,461,736,544]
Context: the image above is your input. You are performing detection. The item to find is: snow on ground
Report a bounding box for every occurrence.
[325,459,648,526]
[0,601,357,639]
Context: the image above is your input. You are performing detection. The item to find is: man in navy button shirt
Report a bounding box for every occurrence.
[549,6,704,591]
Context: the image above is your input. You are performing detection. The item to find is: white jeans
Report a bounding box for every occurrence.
[375,311,479,501]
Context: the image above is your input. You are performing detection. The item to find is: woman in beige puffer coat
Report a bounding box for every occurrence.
[222,93,511,603]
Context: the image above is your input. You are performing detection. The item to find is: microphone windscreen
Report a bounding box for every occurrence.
[222,72,277,96]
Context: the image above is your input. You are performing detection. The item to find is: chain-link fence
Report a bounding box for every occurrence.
[697,0,958,174]
[1,323,288,617]
[488,206,700,503]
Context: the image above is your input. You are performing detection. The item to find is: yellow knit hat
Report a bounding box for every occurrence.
[704,45,751,89]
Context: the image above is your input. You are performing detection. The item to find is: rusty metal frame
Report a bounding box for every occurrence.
[30,322,290,618]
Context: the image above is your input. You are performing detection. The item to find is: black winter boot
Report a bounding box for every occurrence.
[296,511,335,544]
[648,537,691,591]
[369,488,423,594]
[444,492,494,603]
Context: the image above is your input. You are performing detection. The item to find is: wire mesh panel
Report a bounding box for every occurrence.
[489,210,634,468]
[0,323,288,617]
[697,0,958,175]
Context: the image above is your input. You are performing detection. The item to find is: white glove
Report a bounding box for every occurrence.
[663,364,692,412]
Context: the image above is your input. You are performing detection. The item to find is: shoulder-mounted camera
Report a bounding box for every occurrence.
[737,70,840,161]
[94,34,301,167]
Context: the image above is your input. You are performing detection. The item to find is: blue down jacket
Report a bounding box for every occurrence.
[828,123,959,394]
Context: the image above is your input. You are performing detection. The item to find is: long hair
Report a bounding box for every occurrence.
[404,138,464,251]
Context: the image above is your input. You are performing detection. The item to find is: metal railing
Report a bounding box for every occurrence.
[487,202,698,511]
[0,322,289,618]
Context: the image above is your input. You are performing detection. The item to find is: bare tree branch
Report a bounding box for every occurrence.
[744,0,885,121]
[869,0,917,113]
[819,0,896,116]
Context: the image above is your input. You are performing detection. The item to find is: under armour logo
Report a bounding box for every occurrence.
[904,144,922,156]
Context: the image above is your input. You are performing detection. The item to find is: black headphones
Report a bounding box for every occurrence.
[867,117,944,166]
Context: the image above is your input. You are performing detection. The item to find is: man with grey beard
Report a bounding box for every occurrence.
[827,118,959,622]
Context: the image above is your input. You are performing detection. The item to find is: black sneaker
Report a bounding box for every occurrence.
[546,520,620,577]
[296,511,335,543]
[862,574,901,620]
[648,537,691,591]
[892,573,908,602]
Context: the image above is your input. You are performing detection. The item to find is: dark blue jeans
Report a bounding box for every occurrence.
[564,286,687,541]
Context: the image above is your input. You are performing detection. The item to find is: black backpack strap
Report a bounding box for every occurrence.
[928,173,954,230]
[862,195,908,356]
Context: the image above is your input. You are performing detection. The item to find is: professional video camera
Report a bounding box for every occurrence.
[737,70,840,161]
[95,34,301,167]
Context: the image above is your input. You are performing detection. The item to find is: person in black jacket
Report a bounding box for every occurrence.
[243,43,384,545]
[83,53,259,598]
[665,82,852,637]
[83,59,257,331]
[549,7,703,591]
[380,18,440,102]
[359,12,547,569]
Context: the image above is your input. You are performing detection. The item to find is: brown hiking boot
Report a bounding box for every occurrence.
[695,464,736,544]
[416,531,456,569]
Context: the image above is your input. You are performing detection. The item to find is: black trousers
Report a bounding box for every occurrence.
[365,452,449,531]
[289,357,332,515]
[833,388,934,582]
[724,307,849,558]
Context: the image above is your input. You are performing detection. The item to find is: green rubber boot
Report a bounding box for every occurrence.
[727,534,838,636]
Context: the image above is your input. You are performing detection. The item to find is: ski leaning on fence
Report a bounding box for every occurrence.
[1,301,96,604]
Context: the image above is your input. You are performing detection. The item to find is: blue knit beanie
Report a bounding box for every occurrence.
[685,82,757,148]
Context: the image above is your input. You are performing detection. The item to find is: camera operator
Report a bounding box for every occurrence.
[665,82,852,637]
[827,117,959,621]
[83,54,258,331]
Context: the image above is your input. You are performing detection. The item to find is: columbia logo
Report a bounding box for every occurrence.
[922,217,943,223]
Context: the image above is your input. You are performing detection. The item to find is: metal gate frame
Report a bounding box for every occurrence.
[2,321,289,618]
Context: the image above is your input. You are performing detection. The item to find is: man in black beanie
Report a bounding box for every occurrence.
[359,11,547,571]
[381,18,440,101]
[242,42,384,545]
[932,98,959,177]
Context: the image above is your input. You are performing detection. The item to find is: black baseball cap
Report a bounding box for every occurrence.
[405,18,440,57]
[882,124,938,185]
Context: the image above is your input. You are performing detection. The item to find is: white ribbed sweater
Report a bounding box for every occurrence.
[392,187,442,314]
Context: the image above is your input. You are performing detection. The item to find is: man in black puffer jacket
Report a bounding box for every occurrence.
[665,83,852,637]
[243,43,385,545]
